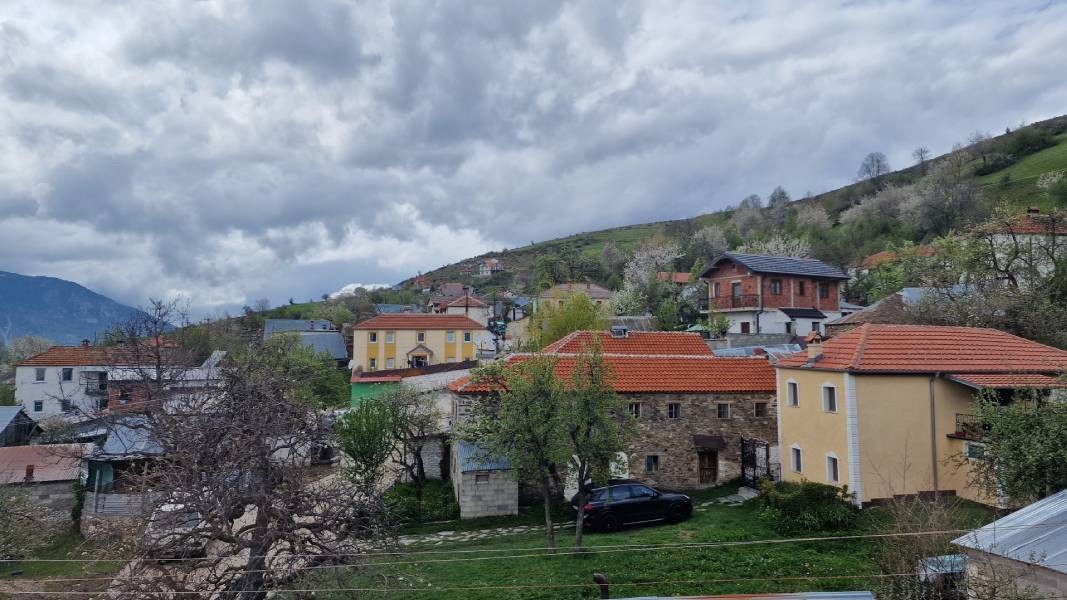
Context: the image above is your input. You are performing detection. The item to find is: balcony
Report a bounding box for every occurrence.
[710,294,760,310]
[949,413,989,441]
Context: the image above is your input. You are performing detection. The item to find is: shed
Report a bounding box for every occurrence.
[0,406,40,446]
[451,441,516,519]
[0,443,88,511]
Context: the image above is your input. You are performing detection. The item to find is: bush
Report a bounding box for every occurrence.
[759,480,860,534]
[384,480,460,524]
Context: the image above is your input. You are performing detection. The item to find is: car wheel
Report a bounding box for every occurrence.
[599,514,619,533]
[668,504,689,523]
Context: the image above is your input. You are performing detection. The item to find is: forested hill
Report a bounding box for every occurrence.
[401,113,1067,296]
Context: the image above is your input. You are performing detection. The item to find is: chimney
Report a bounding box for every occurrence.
[81,339,90,348]
[806,332,824,364]
[24,464,34,482]
[1027,207,1041,215]
[462,286,470,315]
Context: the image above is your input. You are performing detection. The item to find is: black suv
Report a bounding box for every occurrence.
[572,483,692,532]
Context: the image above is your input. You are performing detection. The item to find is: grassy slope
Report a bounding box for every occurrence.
[286,487,992,600]
[405,116,1067,293]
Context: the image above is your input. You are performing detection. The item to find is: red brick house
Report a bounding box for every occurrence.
[700,253,849,335]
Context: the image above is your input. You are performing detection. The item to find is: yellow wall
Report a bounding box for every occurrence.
[779,367,993,505]
[778,369,851,490]
[353,328,476,371]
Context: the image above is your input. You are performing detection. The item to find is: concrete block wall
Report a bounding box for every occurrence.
[456,471,518,519]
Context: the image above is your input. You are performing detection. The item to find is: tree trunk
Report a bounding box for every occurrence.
[541,474,556,554]
[574,488,587,551]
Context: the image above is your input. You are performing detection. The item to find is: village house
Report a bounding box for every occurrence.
[700,253,850,336]
[0,443,88,514]
[448,329,778,518]
[352,313,488,372]
[952,487,1067,596]
[477,258,503,278]
[263,319,349,368]
[656,271,692,286]
[536,282,613,310]
[775,324,1067,506]
[437,294,492,327]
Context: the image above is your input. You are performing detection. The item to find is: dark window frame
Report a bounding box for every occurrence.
[755,402,769,417]
[667,403,681,419]
[716,403,731,419]
[770,279,783,295]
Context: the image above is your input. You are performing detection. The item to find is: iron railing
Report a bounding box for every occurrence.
[710,294,760,310]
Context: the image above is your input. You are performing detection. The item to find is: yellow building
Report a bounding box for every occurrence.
[353,314,486,372]
[537,282,613,310]
[775,324,1067,506]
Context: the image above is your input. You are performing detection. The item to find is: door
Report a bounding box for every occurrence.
[699,451,718,484]
[627,484,667,521]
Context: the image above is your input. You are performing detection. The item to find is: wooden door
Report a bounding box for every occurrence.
[699,451,718,484]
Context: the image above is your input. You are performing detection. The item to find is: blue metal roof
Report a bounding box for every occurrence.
[706,252,849,280]
[953,488,1067,575]
[713,344,802,358]
[0,406,26,431]
[95,417,163,458]
[457,441,511,473]
[296,331,349,360]
[263,319,335,336]
[375,304,421,314]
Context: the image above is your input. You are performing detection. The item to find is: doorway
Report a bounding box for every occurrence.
[698,451,718,484]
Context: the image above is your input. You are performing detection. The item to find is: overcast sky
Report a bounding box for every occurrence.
[3,1,1067,316]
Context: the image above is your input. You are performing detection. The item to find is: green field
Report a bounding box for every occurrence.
[978,132,1067,210]
[282,486,991,600]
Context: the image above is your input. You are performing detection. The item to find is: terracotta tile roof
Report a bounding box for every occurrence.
[826,292,908,328]
[446,295,488,308]
[540,282,613,300]
[542,331,712,355]
[656,272,691,284]
[0,444,87,484]
[450,354,775,394]
[18,346,155,367]
[858,245,936,269]
[946,373,1067,389]
[978,210,1067,236]
[776,324,1067,374]
[355,314,484,330]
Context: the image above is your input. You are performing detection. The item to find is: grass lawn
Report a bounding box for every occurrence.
[281,486,898,600]
[0,532,126,599]
[978,133,1067,210]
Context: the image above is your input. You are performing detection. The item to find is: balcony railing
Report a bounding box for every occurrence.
[952,413,989,440]
[710,294,760,310]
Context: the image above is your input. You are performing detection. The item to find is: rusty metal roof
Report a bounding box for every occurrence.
[0,443,87,484]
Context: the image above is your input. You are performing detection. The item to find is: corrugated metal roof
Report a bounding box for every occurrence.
[779,307,827,319]
[713,344,802,359]
[94,418,164,458]
[297,331,348,360]
[457,441,510,472]
[706,253,849,280]
[0,443,87,484]
[263,319,335,336]
[0,406,26,431]
[952,488,1067,575]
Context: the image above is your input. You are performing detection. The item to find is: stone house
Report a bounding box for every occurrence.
[448,330,778,516]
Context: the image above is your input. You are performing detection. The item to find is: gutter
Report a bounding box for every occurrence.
[929,373,940,495]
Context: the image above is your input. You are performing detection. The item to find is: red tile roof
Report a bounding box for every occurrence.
[542,331,712,355]
[446,295,488,308]
[979,210,1067,236]
[450,354,774,394]
[945,373,1067,389]
[776,324,1067,374]
[355,314,484,330]
[656,272,692,284]
[859,245,936,269]
[18,346,156,367]
[0,444,87,484]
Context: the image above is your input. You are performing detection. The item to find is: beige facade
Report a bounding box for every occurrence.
[778,368,994,505]
[353,328,479,372]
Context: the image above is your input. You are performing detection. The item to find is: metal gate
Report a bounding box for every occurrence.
[739,436,778,488]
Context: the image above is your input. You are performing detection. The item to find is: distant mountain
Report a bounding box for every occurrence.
[0,271,148,345]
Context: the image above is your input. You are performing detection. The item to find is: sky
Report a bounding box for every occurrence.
[2,0,1067,317]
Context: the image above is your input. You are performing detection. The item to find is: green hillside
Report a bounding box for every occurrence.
[403,114,1067,296]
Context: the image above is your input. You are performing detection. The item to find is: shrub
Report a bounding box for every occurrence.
[384,480,460,524]
[758,480,860,534]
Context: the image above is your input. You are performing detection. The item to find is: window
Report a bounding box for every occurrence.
[770,279,783,295]
[740,321,751,334]
[629,402,642,418]
[33,400,43,412]
[464,331,472,343]
[965,442,986,461]
[34,368,45,382]
[644,455,660,473]
[369,332,378,343]
[791,446,803,473]
[369,358,377,370]
[386,358,395,369]
[811,321,821,333]
[798,281,806,296]
[787,381,799,407]
[60,398,71,413]
[716,403,730,419]
[630,484,656,498]
[823,386,838,413]
[667,403,680,419]
[62,368,73,382]
[385,331,395,343]
[754,402,769,417]
[474,473,490,484]
[819,282,830,299]
[447,331,456,343]
[826,455,840,483]
[784,321,793,335]
[713,282,721,297]
[417,332,425,343]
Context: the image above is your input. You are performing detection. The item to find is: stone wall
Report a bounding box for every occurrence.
[624,391,777,490]
[455,470,518,519]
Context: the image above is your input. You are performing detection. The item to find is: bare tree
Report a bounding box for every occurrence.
[913,146,931,172]
[857,151,891,189]
[103,335,388,599]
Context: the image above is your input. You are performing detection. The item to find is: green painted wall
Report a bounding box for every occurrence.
[350,382,399,407]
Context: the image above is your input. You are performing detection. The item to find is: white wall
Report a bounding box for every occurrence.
[15,365,107,421]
